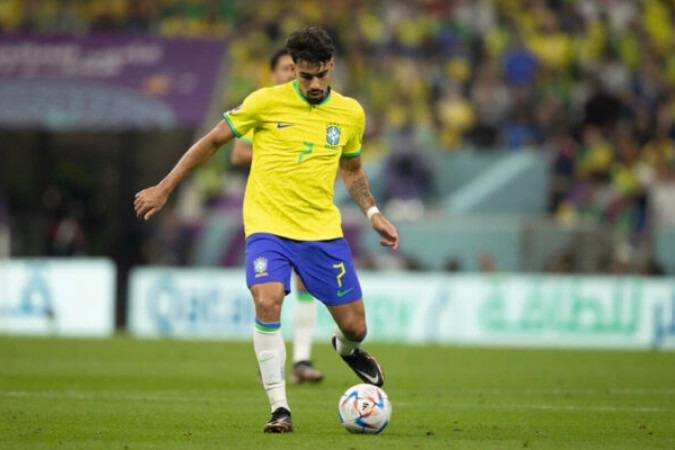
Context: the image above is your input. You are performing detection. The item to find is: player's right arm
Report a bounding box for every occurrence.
[134,119,234,221]
[340,155,399,250]
[230,139,253,167]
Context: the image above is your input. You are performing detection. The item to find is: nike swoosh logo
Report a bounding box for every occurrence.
[355,368,380,385]
[276,122,294,128]
[336,287,354,297]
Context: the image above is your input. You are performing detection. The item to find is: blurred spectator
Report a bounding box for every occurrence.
[501,103,538,150]
[141,206,192,266]
[502,33,538,86]
[648,127,675,227]
[576,125,613,182]
[642,128,675,172]
[381,128,435,220]
[478,252,497,272]
[469,62,511,148]
[640,257,665,276]
[124,0,160,34]
[547,123,579,213]
[443,258,462,272]
[604,242,632,275]
[545,247,575,274]
[526,9,573,72]
[435,82,475,149]
[583,76,622,132]
[609,132,650,237]
[47,206,86,256]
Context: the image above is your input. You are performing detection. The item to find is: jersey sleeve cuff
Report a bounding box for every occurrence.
[341,148,361,158]
[222,114,243,138]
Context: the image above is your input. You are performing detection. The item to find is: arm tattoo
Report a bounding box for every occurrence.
[346,171,376,213]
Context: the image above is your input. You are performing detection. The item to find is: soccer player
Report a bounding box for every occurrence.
[231,48,323,385]
[134,26,399,433]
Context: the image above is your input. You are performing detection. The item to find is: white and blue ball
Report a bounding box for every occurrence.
[338,383,392,434]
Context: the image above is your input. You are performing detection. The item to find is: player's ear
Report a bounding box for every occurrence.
[329,58,335,72]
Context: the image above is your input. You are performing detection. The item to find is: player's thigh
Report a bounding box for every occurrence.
[245,233,293,295]
[292,238,362,306]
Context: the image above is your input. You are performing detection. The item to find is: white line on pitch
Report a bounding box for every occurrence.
[0,391,668,413]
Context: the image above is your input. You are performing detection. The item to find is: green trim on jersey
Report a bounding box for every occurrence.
[223,114,242,138]
[239,135,253,145]
[342,148,361,158]
[292,80,333,106]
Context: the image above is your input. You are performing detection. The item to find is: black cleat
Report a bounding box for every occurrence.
[263,407,293,433]
[332,336,385,387]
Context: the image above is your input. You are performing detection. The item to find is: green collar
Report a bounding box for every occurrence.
[292,80,332,106]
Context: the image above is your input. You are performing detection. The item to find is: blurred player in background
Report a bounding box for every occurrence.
[134,26,399,433]
[230,47,324,385]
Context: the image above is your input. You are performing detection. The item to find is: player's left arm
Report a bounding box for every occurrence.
[339,155,399,249]
[231,139,253,167]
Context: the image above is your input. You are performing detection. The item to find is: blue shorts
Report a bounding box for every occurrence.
[245,233,363,306]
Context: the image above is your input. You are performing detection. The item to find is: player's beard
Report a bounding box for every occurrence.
[307,89,326,104]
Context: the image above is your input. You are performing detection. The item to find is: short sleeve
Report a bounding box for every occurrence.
[239,130,253,145]
[342,102,365,158]
[223,88,266,138]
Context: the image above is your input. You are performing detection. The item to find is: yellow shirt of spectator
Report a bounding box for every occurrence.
[223,80,364,241]
[528,32,572,71]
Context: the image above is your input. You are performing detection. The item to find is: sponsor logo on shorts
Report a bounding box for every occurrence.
[336,287,354,298]
[254,257,269,278]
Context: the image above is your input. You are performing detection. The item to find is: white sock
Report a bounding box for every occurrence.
[253,327,289,412]
[334,326,362,356]
[293,292,316,363]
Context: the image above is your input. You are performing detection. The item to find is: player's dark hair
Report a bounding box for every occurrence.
[269,48,290,71]
[286,26,334,66]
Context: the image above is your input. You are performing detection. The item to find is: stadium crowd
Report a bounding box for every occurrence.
[3,0,675,273]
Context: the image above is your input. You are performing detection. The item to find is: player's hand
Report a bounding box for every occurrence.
[134,185,169,221]
[371,214,399,250]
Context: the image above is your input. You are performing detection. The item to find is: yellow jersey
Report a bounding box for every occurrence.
[223,80,364,241]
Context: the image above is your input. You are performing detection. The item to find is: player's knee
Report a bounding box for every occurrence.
[255,304,282,323]
[340,320,367,342]
[251,291,283,322]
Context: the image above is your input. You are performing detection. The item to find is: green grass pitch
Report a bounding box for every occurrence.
[1,336,674,449]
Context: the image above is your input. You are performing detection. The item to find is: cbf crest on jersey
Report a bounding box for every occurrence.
[253,256,268,278]
[326,124,342,146]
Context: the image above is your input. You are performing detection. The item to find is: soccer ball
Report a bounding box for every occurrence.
[338,383,392,434]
